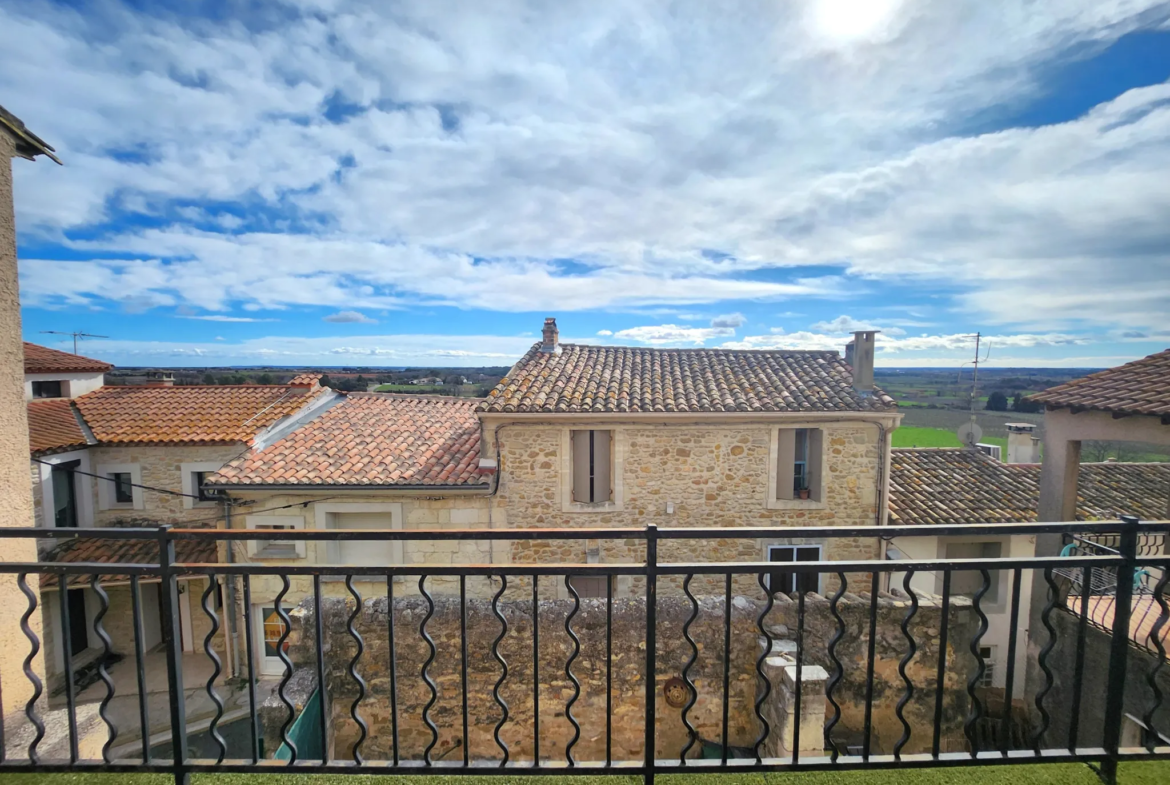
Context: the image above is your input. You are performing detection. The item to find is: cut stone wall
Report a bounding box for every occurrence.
[265,584,975,763]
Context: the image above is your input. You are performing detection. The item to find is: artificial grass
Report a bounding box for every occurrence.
[1,761,1167,785]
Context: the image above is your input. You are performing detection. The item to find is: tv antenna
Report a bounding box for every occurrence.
[956,333,991,448]
[40,330,109,355]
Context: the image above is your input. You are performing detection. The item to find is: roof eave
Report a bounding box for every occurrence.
[205,482,490,493]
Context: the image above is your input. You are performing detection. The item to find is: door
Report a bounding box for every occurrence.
[258,605,289,676]
[52,461,80,528]
[67,589,89,656]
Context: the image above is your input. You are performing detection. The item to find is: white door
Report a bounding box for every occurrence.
[329,512,398,566]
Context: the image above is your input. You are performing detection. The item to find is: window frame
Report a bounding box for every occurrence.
[766,543,824,595]
[244,515,307,560]
[313,502,404,568]
[766,424,828,510]
[32,380,64,399]
[96,463,144,511]
[254,603,290,676]
[181,462,227,509]
[560,428,624,513]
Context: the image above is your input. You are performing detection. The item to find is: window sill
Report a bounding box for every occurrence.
[765,497,827,511]
[563,500,623,514]
[250,548,304,560]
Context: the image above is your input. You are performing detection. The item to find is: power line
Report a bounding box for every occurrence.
[39,330,109,355]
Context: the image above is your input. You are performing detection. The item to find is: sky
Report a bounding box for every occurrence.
[4,0,1170,369]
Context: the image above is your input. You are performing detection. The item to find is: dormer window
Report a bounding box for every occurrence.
[32,380,63,398]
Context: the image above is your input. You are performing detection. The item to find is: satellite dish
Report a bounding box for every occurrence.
[957,421,983,448]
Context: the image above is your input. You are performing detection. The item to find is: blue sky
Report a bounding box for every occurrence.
[4,0,1170,368]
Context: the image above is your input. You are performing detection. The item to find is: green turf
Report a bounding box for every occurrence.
[890,427,1008,455]
[1,762,1166,785]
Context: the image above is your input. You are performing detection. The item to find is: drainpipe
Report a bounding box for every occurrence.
[222,498,241,678]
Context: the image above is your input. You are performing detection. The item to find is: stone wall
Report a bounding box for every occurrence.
[265,583,975,763]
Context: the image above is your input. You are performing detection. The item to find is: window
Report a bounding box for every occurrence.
[568,575,611,599]
[571,430,612,504]
[327,511,400,567]
[194,472,217,502]
[245,515,306,559]
[257,605,290,675]
[32,380,63,399]
[181,462,225,508]
[947,541,1002,605]
[776,428,823,502]
[52,461,80,528]
[768,545,822,595]
[112,472,133,504]
[978,645,997,687]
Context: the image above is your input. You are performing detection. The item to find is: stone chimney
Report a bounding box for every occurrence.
[847,331,877,394]
[144,371,174,387]
[541,317,560,354]
[1006,422,1040,464]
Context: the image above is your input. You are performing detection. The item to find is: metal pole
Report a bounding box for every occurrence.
[1101,515,1139,785]
[158,526,189,785]
[644,524,658,785]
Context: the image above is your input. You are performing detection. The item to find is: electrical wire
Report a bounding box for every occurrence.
[32,457,204,500]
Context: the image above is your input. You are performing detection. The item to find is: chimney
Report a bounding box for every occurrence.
[145,371,174,387]
[541,317,560,354]
[1005,423,1040,464]
[848,331,877,394]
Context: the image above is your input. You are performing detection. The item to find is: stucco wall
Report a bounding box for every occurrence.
[24,371,105,400]
[1,131,45,719]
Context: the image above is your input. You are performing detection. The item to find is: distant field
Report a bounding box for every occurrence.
[892,427,1008,453]
[374,383,445,392]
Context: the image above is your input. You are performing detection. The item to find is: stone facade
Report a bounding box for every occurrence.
[265,586,975,763]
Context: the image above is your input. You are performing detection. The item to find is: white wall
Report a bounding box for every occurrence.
[34,448,95,529]
[24,371,105,400]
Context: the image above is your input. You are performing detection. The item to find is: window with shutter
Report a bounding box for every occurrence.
[776,427,824,502]
[571,430,613,504]
[767,544,822,595]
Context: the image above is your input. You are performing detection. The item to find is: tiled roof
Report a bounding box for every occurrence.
[210,393,487,487]
[479,343,896,414]
[41,523,217,588]
[27,399,90,456]
[24,342,112,374]
[289,373,322,387]
[0,104,61,163]
[888,448,1170,526]
[74,385,324,445]
[1026,349,1170,417]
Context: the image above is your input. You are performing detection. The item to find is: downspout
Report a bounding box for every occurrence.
[222,497,241,679]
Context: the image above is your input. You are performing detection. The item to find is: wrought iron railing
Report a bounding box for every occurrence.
[0,518,1166,785]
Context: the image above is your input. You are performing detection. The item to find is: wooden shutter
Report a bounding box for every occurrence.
[808,428,824,502]
[593,430,613,502]
[776,429,796,500]
[571,430,592,503]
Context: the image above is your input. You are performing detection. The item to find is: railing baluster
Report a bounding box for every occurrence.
[1069,565,1094,751]
[931,570,952,759]
[1032,567,1058,754]
[1102,515,1140,784]
[199,578,227,764]
[825,572,847,762]
[18,573,45,764]
[345,576,368,765]
[721,573,732,765]
[313,575,329,764]
[274,575,297,765]
[57,575,79,763]
[491,575,510,765]
[130,576,152,764]
[645,525,658,785]
[91,574,118,762]
[605,574,613,767]
[964,569,991,756]
[242,576,260,764]
[1144,569,1169,752]
[1000,568,1023,758]
[564,575,582,766]
[419,575,439,765]
[460,574,470,767]
[753,572,774,762]
[862,571,879,761]
[387,576,399,767]
[157,527,187,785]
[793,582,806,764]
[679,573,699,764]
[894,570,919,759]
[532,574,540,766]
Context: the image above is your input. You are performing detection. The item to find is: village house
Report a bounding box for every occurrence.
[24,343,337,709]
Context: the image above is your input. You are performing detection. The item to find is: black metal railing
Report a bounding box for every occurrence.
[0,518,1167,785]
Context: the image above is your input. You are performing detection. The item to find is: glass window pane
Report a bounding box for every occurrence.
[262,607,287,658]
[113,472,133,503]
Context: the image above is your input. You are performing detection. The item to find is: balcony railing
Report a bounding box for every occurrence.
[0,518,1166,785]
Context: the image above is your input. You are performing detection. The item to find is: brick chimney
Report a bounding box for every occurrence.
[541,317,560,354]
[847,331,877,394]
[1005,422,1040,464]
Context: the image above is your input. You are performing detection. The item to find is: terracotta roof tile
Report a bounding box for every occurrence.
[210,393,487,487]
[42,521,217,588]
[1027,348,1170,417]
[24,342,112,374]
[888,448,1170,525]
[479,343,895,414]
[27,399,89,455]
[74,385,324,445]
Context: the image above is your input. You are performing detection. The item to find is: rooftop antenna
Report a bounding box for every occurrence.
[40,330,109,355]
[955,332,991,449]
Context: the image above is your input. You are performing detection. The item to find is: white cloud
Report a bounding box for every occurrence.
[710,312,747,329]
[323,310,378,324]
[3,1,1169,332]
[613,324,737,345]
[596,329,613,336]
[180,314,279,323]
[722,329,1092,356]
